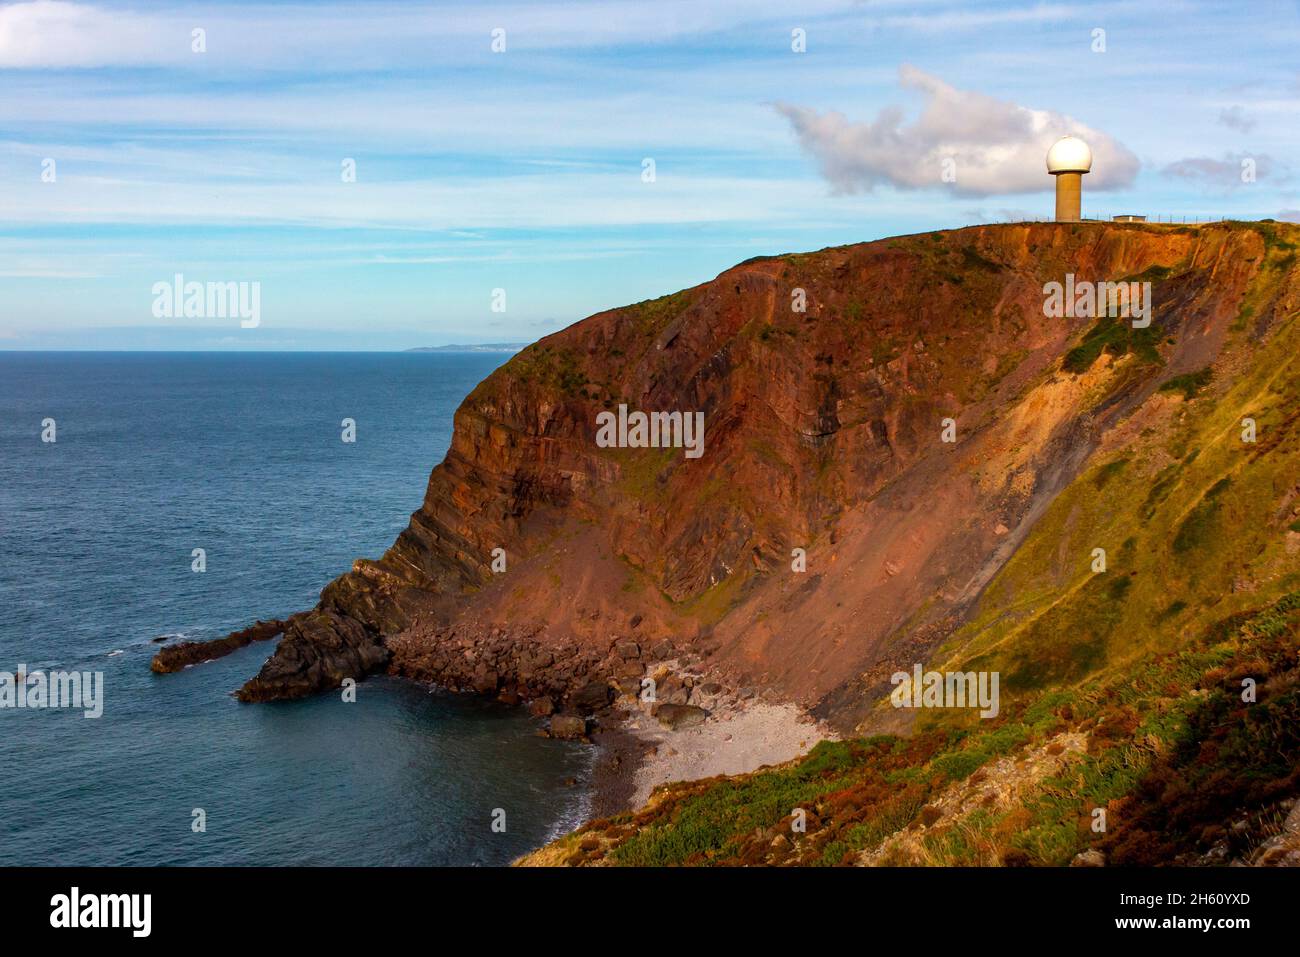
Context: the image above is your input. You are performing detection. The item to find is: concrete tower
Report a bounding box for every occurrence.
[1046,135,1092,222]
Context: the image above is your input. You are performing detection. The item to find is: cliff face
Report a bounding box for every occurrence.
[186,221,1298,729]
[520,219,1300,867]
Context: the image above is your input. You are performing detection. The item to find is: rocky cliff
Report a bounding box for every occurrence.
[516,218,1300,866]
[157,221,1300,743]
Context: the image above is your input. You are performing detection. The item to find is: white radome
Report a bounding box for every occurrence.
[1046,135,1093,174]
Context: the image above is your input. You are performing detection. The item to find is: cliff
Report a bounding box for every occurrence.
[157,220,1299,734]
[514,219,1300,866]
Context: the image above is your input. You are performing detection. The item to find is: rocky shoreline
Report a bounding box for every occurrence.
[385,623,734,740]
[148,610,740,730]
[149,615,820,822]
[149,619,285,674]
[382,622,831,820]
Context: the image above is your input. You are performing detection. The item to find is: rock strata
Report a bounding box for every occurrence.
[151,223,1283,732]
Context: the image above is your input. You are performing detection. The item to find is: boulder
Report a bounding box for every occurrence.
[549,715,587,739]
[614,659,644,679]
[655,703,709,730]
[615,677,642,696]
[571,680,612,713]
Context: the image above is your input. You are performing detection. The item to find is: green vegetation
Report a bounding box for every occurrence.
[1255,221,1298,254]
[607,740,866,866]
[622,288,696,337]
[561,590,1300,866]
[1171,477,1231,554]
[509,343,588,395]
[1159,367,1213,400]
[1117,264,1174,284]
[1062,314,1162,374]
[1090,457,1129,490]
[960,246,1002,273]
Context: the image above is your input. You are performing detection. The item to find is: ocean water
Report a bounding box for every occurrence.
[0,352,593,866]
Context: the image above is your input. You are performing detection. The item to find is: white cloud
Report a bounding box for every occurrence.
[0,1,181,68]
[773,64,1140,196]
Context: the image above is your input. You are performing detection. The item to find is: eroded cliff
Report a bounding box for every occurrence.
[518,219,1300,866]
[157,220,1300,735]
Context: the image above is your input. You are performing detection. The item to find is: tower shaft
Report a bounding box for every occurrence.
[1054,172,1082,222]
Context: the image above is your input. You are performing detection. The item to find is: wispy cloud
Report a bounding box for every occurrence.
[3,0,1298,348]
[1217,105,1257,133]
[1162,153,1279,189]
[0,0,859,69]
[0,171,833,228]
[878,2,1079,32]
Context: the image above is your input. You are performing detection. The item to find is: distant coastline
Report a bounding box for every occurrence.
[406,343,528,354]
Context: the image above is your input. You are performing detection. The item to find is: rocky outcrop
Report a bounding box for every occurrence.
[385,625,722,718]
[155,221,1300,725]
[235,611,388,702]
[150,619,284,673]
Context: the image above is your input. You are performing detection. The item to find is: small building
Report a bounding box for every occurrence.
[1113,215,1147,223]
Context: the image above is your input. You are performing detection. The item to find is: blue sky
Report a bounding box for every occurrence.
[1,0,1298,350]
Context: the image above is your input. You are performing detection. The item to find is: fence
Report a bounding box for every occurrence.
[1012,213,1229,223]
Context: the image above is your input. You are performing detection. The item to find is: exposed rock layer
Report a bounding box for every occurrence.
[157,222,1297,730]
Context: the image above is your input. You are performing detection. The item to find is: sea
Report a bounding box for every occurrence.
[0,352,594,866]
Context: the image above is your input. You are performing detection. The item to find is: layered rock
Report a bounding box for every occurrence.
[155,221,1298,729]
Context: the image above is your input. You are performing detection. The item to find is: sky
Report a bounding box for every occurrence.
[1,0,1298,350]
